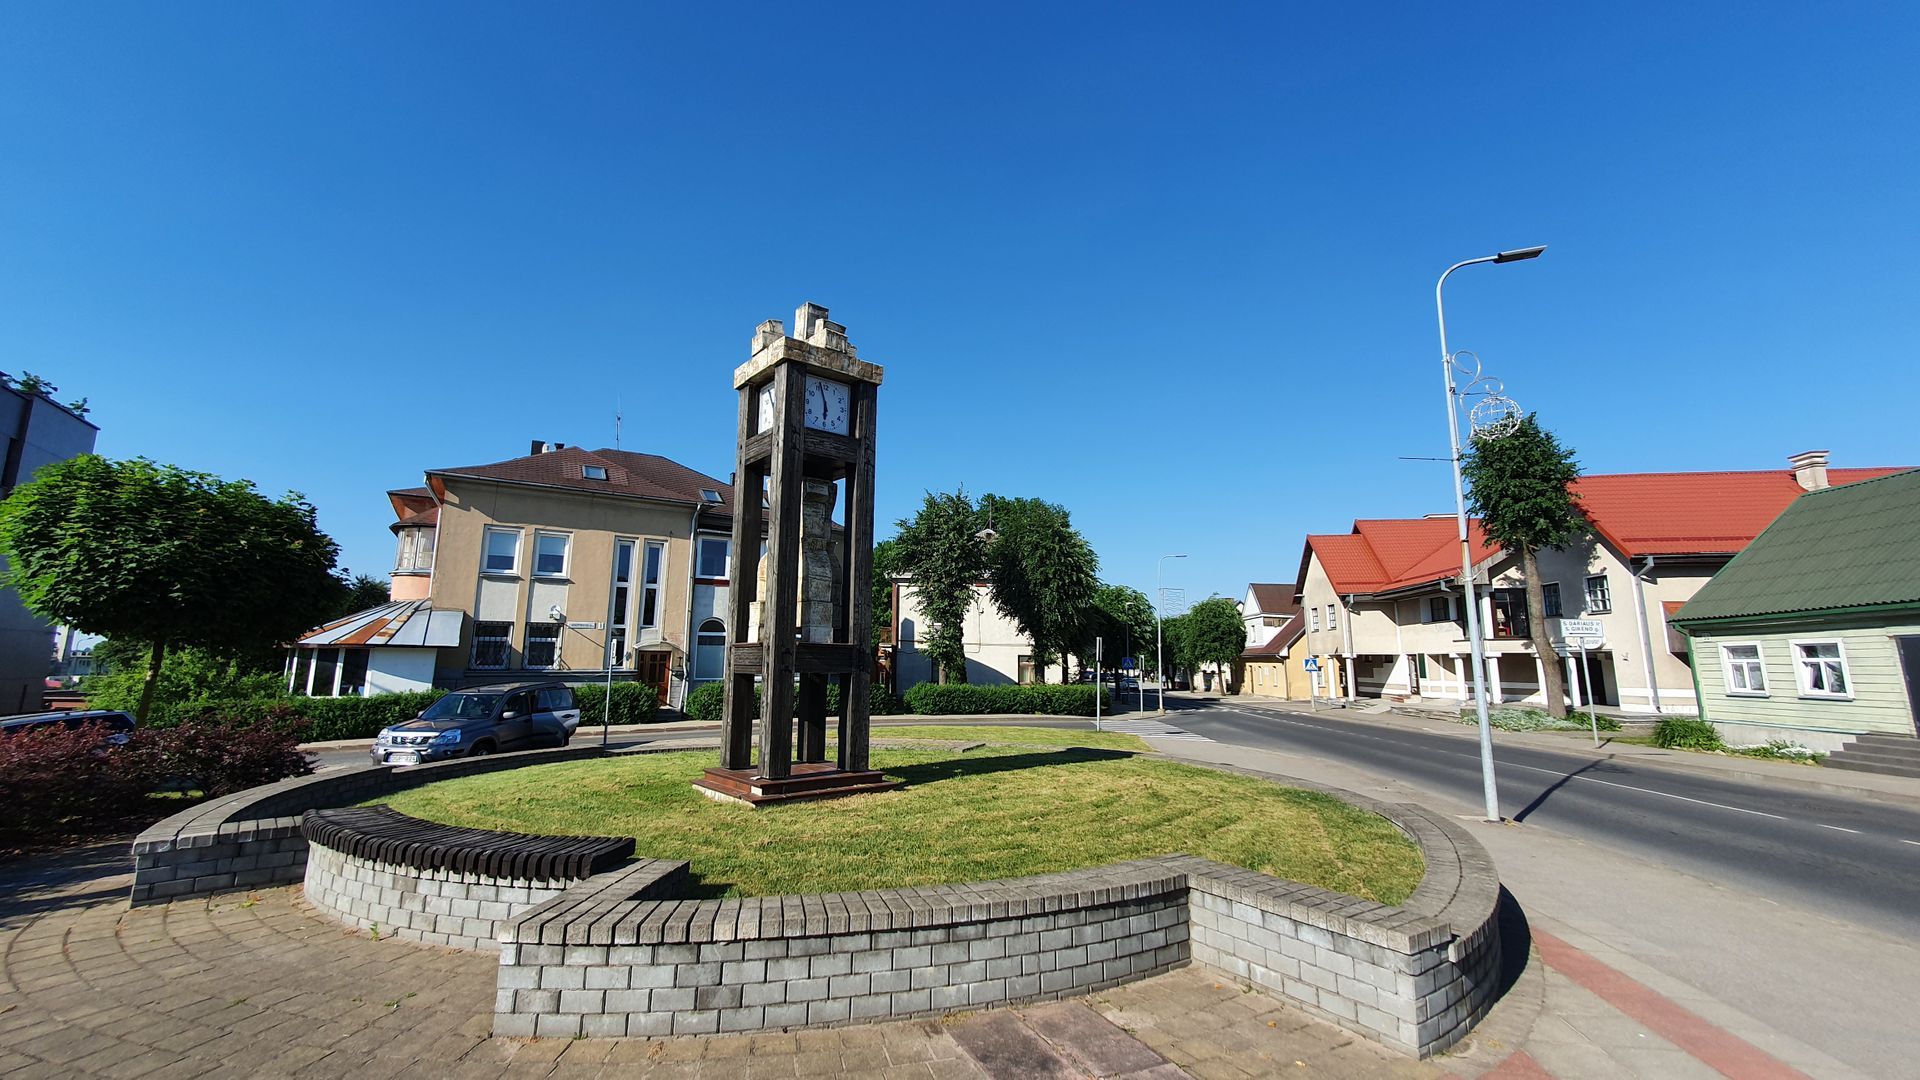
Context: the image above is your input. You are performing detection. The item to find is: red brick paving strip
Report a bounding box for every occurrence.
[1479,1049,1555,1078]
[1532,929,1813,1080]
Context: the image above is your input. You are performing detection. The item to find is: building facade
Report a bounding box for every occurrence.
[292,442,741,710]
[1673,468,1920,750]
[1234,584,1309,700]
[0,379,98,714]
[1294,453,1909,714]
[891,581,1069,689]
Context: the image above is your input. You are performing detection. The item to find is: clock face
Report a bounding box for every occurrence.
[803,375,851,435]
[756,384,775,433]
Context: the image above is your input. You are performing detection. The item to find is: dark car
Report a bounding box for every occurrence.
[0,709,137,746]
[369,682,580,766]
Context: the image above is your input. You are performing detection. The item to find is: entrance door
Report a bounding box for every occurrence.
[1897,636,1920,737]
[636,652,670,702]
[1582,652,1617,707]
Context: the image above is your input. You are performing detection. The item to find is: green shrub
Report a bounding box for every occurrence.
[903,682,1108,717]
[296,691,446,741]
[683,681,902,723]
[84,646,292,725]
[684,682,726,723]
[1652,716,1722,750]
[575,682,660,727]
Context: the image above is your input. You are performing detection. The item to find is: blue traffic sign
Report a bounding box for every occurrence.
[1303,657,1320,672]
[1120,657,1137,670]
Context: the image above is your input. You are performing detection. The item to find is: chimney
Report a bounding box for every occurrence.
[528,440,565,455]
[1789,449,1830,491]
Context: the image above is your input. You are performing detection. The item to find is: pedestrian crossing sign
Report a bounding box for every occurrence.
[1304,657,1320,672]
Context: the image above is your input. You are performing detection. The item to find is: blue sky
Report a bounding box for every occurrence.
[3,3,1915,609]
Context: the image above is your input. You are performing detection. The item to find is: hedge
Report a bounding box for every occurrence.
[575,682,661,727]
[902,682,1108,717]
[299,691,448,741]
[682,681,905,724]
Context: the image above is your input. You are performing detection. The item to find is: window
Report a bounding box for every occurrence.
[484,528,520,574]
[1794,641,1851,698]
[472,621,512,669]
[582,465,608,481]
[640,541,665,628]
[292,651,313,695]
[311,648,339,695]
[1584,574,1611,614]
[609,539,634,667]
[537,687,575,711]
[697,537,730,580]
[1543,582,1562,618]
[1490,589,1530,638]
[1426,596,1455,624]
[525,622,560,668]
[694,619,726,681]
[395,528,435,572]
[1326,605,1338,631]
[1721,643,1767,695]
[1310,609,1320,632]
[339,650,369,696]
[534,532,570,577]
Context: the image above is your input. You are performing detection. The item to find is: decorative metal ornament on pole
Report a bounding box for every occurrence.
[1156,554,1187,717]
[1436,245,1547,823]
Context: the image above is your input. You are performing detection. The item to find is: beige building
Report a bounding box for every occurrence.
[1235,584,1308,700]
[293,442,742,709]
[1294,453,1909,714]
[891,582,1069,688]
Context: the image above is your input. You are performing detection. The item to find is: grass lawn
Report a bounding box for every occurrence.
[376,735,1424,905]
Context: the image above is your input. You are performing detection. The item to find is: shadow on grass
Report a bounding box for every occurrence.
[882,746,1136,786]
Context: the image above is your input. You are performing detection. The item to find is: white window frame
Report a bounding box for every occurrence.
[1790,639,1853,700]
[483,527,521,575]
[1310,609,1320,632]
[639,540,666,630]
[1584,574,1612,614]
[609,538,635,669]
[1326,604,1338,631]
[1719,642,1768,697]
[695,535,730,581]
[533,531,572,578]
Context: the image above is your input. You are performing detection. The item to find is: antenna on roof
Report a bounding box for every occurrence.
[615,398,622,451]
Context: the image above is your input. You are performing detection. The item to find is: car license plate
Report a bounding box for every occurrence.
[388,752,420,766]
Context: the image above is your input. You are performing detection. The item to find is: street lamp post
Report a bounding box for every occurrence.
[1436,244,1545,823]
[1156,553,1187,715]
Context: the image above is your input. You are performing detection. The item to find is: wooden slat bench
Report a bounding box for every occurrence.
[301,805,634,882]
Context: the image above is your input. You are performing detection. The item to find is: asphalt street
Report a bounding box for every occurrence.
[1175,699,1920,939]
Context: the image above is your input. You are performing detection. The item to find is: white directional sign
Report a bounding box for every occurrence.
[1559,618,1604,640]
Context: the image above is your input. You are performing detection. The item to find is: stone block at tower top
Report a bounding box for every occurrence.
[734,302,886,389]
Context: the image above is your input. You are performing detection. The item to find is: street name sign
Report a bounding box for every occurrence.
[1559,618,1604,639]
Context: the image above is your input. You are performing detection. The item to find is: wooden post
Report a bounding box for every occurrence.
[720,385,760,771]
[841,381,878,774]
[758,362,805,779]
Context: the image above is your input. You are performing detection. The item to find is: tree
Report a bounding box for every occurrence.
[1177,596,1247,689]
[1461,414,1585,717]
[871,538,902,643]
[334,573,391,617]
[1084,584,1154,672]
[0,456,344,721]
[891,491,986,683]
[977,495,1099,683]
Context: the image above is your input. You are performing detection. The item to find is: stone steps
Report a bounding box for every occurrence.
[1826,735,1920,779]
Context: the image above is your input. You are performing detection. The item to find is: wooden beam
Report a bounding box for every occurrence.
[720,384,760,771]
[841,381,879,774]
[758,361,805,780]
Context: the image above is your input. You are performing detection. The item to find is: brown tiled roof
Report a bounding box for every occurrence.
[1247,584,1295,614]
[428,446,734,515]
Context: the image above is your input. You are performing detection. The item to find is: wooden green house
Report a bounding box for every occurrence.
[1671,468,1920,761]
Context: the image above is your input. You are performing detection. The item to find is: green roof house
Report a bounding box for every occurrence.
[1670,467,1920,763]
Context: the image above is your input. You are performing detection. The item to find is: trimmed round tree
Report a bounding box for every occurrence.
[0,455,344,720]
[1461,414,1585,717]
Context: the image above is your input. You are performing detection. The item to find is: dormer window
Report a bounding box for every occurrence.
[583,465,609,481]
[700,488,722,505]
[394,526,436,573]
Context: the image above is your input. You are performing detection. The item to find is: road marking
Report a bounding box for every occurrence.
[1816,823,1861,834]
[1206,704,1792,821]
[1098,719,1211,742]
[1902,839,1920,847]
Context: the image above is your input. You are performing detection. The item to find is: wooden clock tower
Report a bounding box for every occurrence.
[693,303,897,805]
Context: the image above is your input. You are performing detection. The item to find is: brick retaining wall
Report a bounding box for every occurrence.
[302,843,574,952]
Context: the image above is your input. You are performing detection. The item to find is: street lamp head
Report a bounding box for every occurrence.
[1493,245,1547,264]
[1167,553,1188,559]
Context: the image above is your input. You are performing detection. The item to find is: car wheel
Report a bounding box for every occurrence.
[467,742,494,757]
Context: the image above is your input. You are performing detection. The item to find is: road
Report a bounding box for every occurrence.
[1174,698,1920,939]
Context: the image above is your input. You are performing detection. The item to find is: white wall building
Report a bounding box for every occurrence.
[892,582,1068,689]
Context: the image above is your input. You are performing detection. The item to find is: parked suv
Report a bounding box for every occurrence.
[370,682,580,766]
[0,709,137,746]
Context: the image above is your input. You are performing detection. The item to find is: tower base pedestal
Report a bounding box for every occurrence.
[692,763,900,807]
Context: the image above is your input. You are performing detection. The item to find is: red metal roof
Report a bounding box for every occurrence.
[1299,466,1911,596]
[1571,468,1906,558]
